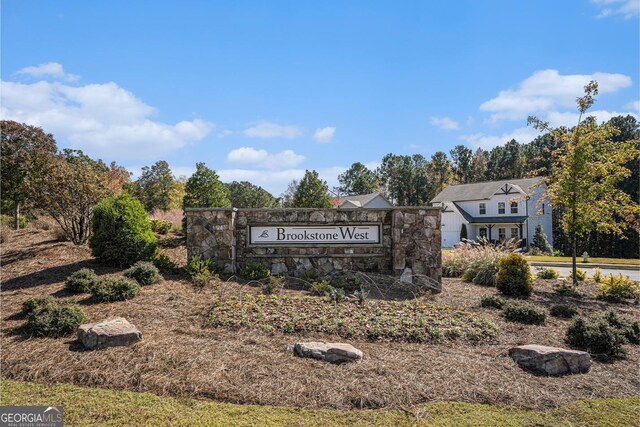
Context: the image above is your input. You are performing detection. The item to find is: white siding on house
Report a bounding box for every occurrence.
[526,185,553,248]
[455,193,527,218]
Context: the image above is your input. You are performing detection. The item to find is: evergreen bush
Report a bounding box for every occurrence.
[90,193,157,266]
[90,277,140,302]
[496,253,533,297]
[596,274,640,301]
[565,310,640,356]
[124,261,163,285]
[65,268,98,293]
[25,297,88,337]
[503,300,547,325]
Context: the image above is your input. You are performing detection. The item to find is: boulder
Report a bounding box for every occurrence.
[509,344,590,376]
[78,317,142,350]
[294,342,363,364]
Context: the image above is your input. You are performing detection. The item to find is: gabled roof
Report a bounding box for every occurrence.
[431,177,543,203]
[335,192,392,208]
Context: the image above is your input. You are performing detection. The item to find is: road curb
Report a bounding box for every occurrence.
[529,262,640,271]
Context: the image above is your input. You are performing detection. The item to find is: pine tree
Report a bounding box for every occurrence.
[531,224,551,254]
[460,223,468,241]
[292,170,332,208]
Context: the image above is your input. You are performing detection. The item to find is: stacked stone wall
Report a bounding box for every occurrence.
[186,207,441,290]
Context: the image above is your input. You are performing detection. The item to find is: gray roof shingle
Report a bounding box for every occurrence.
[431,177,543,203]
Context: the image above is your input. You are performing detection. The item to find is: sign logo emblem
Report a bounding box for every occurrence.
[258,230,269,238]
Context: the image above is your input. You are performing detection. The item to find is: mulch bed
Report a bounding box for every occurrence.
[1,229,639,410]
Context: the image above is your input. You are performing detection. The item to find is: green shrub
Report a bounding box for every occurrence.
[596,274,640,301]
[242,262,270,280]
[592,268,602,283]
[90,277,140,302]
[124,261,162,285]
[602,310,640,345]
[89,193,157,266]
[536,267,559,279]
[496,253,533,297]
[262,276,284,295]
[22,296,56,315]
[187,256,215,277]
[503,300,546,325]
[550,304,578,319]
[153,253,178,272]
[192,270,213,287]
[150,219,172,235]
[310,280,333,296]
[575,268,587,282]
[25,297,88,337]
[480,294,505,309]
[331,275,362,292]
[0,214,27,229]
[565,310,639,356]
[65,268,98,293]
[186,256,217,287]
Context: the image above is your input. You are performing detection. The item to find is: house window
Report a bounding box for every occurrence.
[510,227,519,239]
[498,202,505,214]
[479,203,486,215]
[498,227,506,240]
[510,202,518,214]
[479,227,487,238]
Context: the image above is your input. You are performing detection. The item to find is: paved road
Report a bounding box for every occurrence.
[530,265,640,281]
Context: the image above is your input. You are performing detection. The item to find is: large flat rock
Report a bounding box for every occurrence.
[78,317,142,350]
[509,344,590,376]
[294,341,363,364]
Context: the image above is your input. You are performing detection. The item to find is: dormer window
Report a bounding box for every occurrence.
[479,203,486,215]
[510,202,518,214]
[498,202,505,214]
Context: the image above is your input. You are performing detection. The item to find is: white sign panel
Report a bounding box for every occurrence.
[249,224,381,246]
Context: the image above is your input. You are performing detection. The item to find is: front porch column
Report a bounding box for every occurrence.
[487,224,493,242]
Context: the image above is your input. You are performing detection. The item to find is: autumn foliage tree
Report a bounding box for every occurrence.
[0,121,57,228]
[33,149,114,244]
[528,81,640,284]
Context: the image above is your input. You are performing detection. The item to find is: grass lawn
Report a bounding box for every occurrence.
[2,380,639,427]
[525,255,639,266]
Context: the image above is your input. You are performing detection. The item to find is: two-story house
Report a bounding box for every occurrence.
[430,177,552,249]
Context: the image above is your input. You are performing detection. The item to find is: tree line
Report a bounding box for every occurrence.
[1,107,638,258]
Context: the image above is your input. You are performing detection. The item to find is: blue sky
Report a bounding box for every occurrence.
[1,0,638,195]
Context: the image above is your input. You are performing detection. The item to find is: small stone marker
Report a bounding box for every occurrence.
[399,267,413,284]
[294,342,363,364]
[509,344,590,376]
[78,317,142,350]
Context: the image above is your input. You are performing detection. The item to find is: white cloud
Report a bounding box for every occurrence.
[626,100,640,111]
[242,121,302,139]
[218,166,344,196]
[312,126,336,143]
[546,109,639,127]
[226,147,305,169]
[459,126,542,150]
[0,75,213,160]
[217,129,233,138]
[227,147,268,164]
[429,116,459,130]
[592,0,639,19]
[480,69,632,122]
[15,62,79,82]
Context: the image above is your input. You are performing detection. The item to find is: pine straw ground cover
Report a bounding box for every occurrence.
[207,294,498,342]
[1,229,639,412]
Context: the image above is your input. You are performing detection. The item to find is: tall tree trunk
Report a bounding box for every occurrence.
[572,232,577,286]
[14,202,20,229]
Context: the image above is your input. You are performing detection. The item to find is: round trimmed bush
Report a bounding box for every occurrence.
[496,253,533,297]
[123,261,162,285]
[90,277,140,302]
[566,316,626,356]
[90,193,157,266]
[65,268,98,293]
[25,297,88,337]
